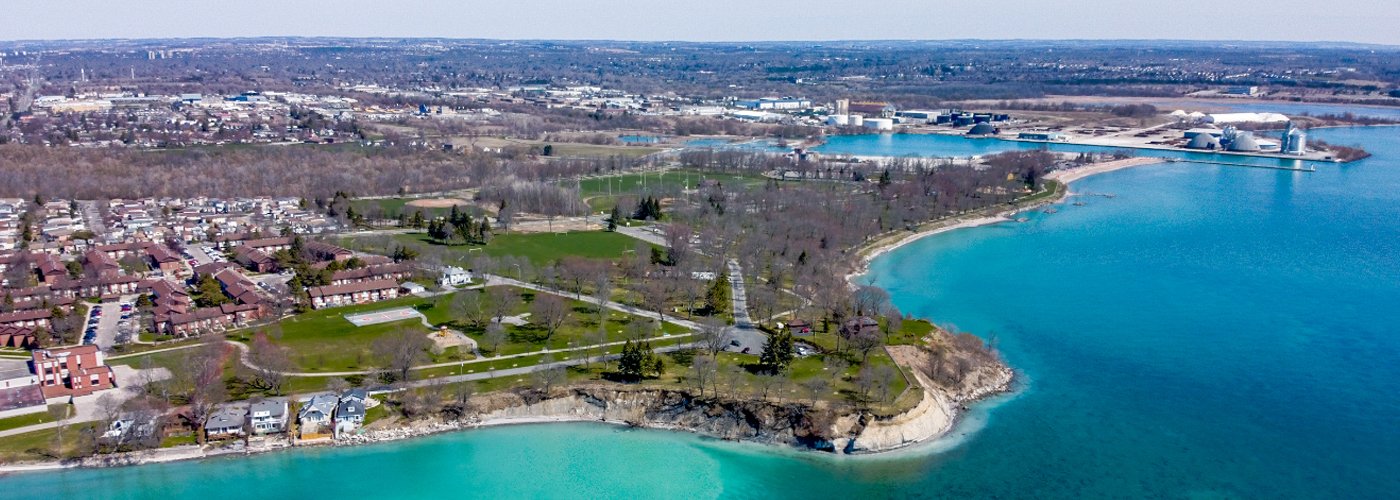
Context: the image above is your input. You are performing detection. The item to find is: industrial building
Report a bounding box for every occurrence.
[1280,122,1308,155]
[735,97,811,111]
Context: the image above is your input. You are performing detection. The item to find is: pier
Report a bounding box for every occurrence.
[1166,158,1316,172]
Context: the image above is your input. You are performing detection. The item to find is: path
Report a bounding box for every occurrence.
[403,341,700,389]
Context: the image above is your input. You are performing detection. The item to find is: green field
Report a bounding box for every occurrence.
[394,230,646,265]
[446,287,689,356]
[571,170,766,211]
[350,197,474,220]
[228,295,459,372]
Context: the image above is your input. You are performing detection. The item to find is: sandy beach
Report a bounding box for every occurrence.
[851,156,1164,282]
[1044,157,1164,185]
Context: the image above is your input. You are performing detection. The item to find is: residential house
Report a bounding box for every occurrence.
[437,266,472,288]
[205,405,246,439]
[249,397,289,435]
[298,394,338,437]
[334,397,365,437]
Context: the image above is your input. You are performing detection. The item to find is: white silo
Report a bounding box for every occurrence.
[849,115,864,127]
[826,114,850,126]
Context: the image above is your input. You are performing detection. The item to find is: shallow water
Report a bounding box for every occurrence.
[4,127,1399,499]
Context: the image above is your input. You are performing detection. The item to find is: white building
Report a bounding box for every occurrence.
[438,266,473,287]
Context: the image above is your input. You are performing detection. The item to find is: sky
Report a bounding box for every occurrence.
[3,0,1398,46]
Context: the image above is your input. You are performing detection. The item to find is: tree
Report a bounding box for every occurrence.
[801,377,830,406]
[372,328,432,382]
[248,332,293,395]
[194,274,230,308]
[606,205,621,232]
[698,318,731,355]
[452,290,489,329]
[618,340,646,381]
[759,330,795,373]
[704,271,731,316]
[482,322,508,355]
[690,354,719,397]
[487,287,521,324]
[532,353,566,395]
[530,293,570,341]
[850,327,884,364]
[182,337,227,444]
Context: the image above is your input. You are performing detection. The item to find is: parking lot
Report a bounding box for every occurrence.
[85,296,139,350]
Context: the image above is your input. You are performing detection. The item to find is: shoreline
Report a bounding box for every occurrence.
[851,156,1163,283]
[0,381,1012,475]
[0,157,1152,478]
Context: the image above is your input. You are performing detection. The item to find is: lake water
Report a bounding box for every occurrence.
[4,127,1399,498]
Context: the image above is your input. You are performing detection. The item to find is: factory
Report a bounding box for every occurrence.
[735,97,812,111]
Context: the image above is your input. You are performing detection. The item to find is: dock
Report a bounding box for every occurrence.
[1166,158,1316,172]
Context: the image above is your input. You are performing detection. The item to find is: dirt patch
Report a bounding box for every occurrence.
[406,198,470,209]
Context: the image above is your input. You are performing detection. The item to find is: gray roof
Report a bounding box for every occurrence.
[342,388,369,402]
[207,407,246,429]
[336,399,365,419]
[967,122,997,135]
[250,397,288,418]
[299,394,338,420]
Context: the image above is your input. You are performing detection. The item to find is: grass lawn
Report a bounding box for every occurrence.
[394,230,645,266]
[160,433,198,448]
[0,423,98,463]
[445,286,689,356]
[107,348,195,372]
[0,406,68,432]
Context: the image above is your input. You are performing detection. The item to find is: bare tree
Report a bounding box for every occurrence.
[532,353,567,395]
[183,336,227,444]
[698,317,731,355]
[452,290,489,329]
[487,286,521,324]
[372,328,432,382]
[800,377,830,406]
[248,332,292,395]
[690,354,719,397]
[482,322,508,355]
[530,292,570,342]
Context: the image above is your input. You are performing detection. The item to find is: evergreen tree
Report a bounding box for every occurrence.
[759,330,796,373]
[618,340,645,381]
[607,205,621,231]
[705,272,731,316]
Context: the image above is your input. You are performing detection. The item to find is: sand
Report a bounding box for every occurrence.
[1044,156,1164,185]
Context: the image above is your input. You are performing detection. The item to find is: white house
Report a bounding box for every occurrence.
[249,397,289,435]
[438,266,473,287]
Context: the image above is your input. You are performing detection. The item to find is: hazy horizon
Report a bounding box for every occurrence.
[5,0,1398,46]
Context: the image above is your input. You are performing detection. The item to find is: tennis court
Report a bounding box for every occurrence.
[344,307,422,327]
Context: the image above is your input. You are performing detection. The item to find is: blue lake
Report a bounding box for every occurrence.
[3,127,1399,498]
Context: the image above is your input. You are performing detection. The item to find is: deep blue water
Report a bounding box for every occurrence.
[3,127,1399,498]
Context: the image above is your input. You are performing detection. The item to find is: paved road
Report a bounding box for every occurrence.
[724,259,767,354]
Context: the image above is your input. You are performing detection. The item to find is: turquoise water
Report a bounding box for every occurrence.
[5,126,1400,498]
